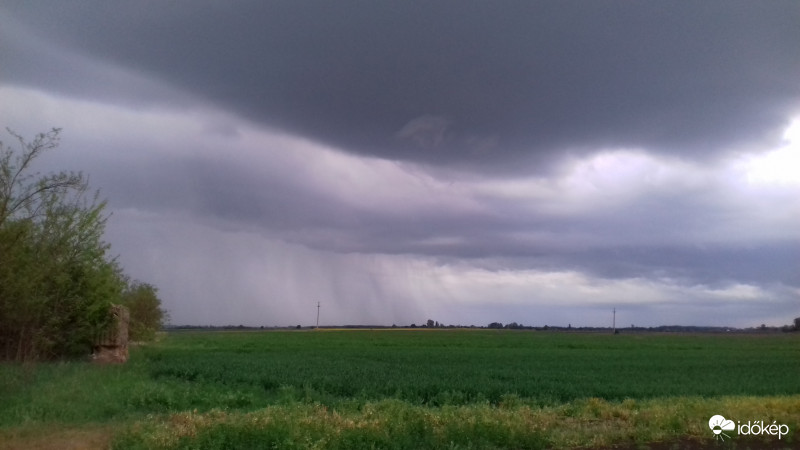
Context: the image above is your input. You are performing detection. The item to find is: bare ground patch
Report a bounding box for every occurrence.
[0,425,115,450]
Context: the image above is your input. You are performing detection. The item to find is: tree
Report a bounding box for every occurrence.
[121,280,168,341]
[427,319,435,328]
[488,322,503,329]
[0,128,124,361]
[0,128,83,227]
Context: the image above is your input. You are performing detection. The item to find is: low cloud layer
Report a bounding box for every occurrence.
[1,2,798,327]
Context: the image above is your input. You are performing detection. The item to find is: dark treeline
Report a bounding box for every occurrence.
[0,128,166,361]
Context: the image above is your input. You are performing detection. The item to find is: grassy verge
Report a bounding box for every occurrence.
[113,395,800,449]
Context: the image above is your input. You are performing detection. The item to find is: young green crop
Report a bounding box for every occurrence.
[2,329,799,449]
[137,330,800,407]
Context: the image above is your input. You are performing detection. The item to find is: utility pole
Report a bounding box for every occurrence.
[316,302,320,329]
[612,308,616,334]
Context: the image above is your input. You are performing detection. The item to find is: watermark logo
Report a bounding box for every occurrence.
[708,414,790,442]
[708,415,735,441]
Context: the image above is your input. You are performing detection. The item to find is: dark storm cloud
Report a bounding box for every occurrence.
[2,2,798,328]
[3,1,799,172]
[73,136,797,290]
[0,13,194,110]
[547,244,800,287]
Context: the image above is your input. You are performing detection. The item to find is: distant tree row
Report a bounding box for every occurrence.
[488,322,526,329]
[420,320,528,330]
[0,128,166,361]
[783,317,800,333]
[401,318,800,333]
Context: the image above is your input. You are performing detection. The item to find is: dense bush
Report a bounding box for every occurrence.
[0,128,164,361]
[122,281,168,341]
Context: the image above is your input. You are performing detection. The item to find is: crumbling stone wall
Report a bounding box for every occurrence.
[92,304,129,363]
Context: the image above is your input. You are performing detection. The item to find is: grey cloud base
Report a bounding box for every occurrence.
[1,1,798,327]
[3,1,799,172]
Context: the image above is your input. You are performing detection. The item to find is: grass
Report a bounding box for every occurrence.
[112,395,800,449]
[1,330,799,448]
[139,329,800,405]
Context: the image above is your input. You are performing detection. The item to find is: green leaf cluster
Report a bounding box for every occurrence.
[122,281,168,342]
[0,128,162,361]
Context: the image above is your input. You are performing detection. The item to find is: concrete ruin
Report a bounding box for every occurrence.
[92,304,129,363]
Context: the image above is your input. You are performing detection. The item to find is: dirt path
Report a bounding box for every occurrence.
[0,426,115,450]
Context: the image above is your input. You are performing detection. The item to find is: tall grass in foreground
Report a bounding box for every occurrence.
[0,353,272,426]
[114,395,800,449]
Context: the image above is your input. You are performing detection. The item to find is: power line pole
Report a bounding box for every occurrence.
[316,302,320,329]
[612,308,616,334]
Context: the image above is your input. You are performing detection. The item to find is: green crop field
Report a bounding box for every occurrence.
[1,330,799,449]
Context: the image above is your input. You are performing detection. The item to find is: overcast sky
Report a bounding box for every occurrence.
[1,1,798,328]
